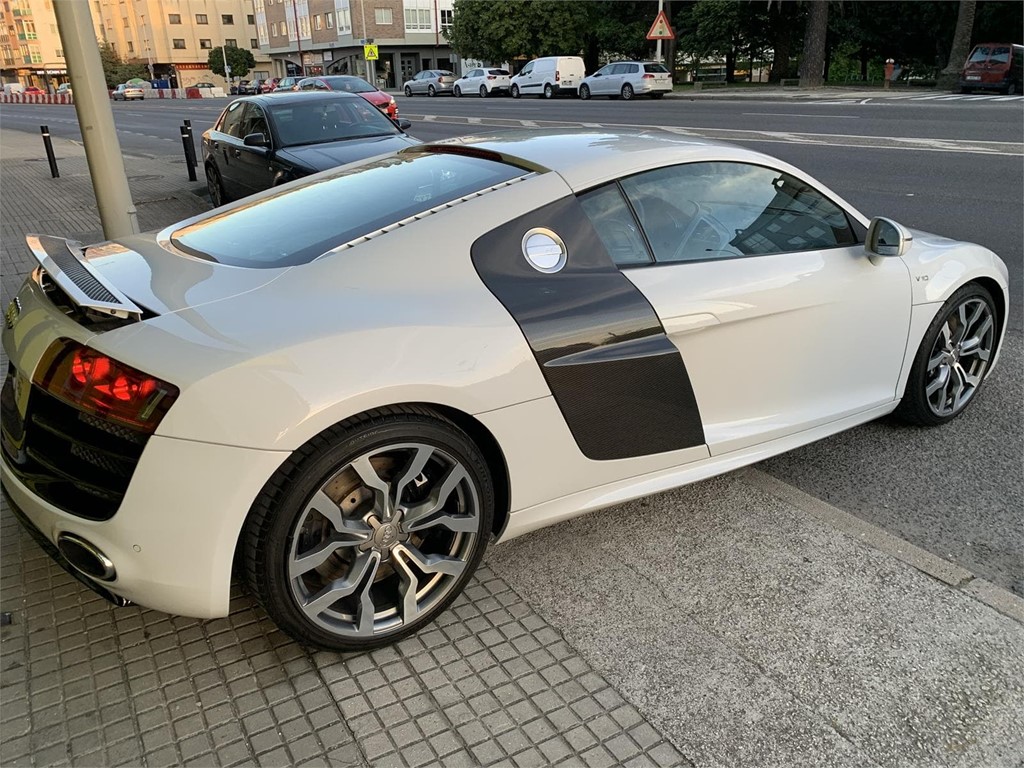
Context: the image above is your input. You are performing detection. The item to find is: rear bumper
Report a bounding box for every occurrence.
[959,76,1012,90]
[1,433,288,618]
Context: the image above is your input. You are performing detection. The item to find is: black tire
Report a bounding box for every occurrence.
[1005,81,1018,95]
[543,83,554,99]
[404,85,413,97]
[511,84,520,99]
[959,86,972,94]
[242,406,494,651]
[894,283,998,427]
[479,85,487,98]
[650,92,665,100]
[427,85,436,97]
[579,84,591,100]
[453,85,462,97]
[621,83,634,101]
[206,164,227,207]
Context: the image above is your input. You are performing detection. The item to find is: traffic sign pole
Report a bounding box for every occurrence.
[656,0,664,63]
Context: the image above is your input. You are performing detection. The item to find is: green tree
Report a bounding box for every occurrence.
[98,42,149,89]
[938,0,975,89]
[208,45,256,80]
[799,0,828,87]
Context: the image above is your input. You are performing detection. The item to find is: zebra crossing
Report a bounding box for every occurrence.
[792,92,1023,105]
[880,93,1022,102]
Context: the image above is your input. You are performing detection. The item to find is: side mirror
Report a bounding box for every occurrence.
[396,118,412,131]
[243,132,270,149]
[593,72,602,77]
[865,216,913,258]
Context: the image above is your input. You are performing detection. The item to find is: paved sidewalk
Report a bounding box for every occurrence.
[1,128,1023,768]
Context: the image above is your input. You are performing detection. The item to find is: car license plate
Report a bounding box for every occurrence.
[967,75,981,80]
[563,80,575,86]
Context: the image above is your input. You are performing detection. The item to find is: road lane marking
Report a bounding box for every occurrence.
[743,112,860,119]
[405,113,1023,156]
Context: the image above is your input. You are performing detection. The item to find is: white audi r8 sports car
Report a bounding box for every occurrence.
[1,130,1009,651]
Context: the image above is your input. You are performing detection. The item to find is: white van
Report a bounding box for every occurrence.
[510,56,586,99]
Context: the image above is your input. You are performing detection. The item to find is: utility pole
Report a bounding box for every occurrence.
[138,13,155,80]
[221,44,232,88]
[52,0,138,238]
[655,0,664,63]
[360,0,371,82]
[290,0,305,76]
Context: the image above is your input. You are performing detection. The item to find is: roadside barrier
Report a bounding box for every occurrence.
[0,93,73,104]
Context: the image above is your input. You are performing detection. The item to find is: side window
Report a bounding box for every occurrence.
[620,162,857,263]
[595,65,613,76]
[578,184,653,267]
[241,104,269,140]
[626,64,640,74]
[219,101,246,137]
[520,64,533,76]
[610,64,628,75]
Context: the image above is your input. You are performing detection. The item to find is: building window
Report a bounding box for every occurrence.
[247,14,255,25]
[251,38,258,48]
[375,8,393,25]
[199,39,212,49]
[224,38,237,47]
[126,41,133,52]
[440,9,453,29]
[122,16,129,27]
[55,48,63,58]
[172,38,186,49]
[404,3,431,31]
[300,15,309,36]
[168,13,180,24]
[325,11,333,28]
[195,14,208,24]
[222,14,234,25]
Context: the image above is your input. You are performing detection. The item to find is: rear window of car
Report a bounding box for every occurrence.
[171,152,530,268]
[643,63,669,73]
[489,69,510,76]
[324,76,375,93]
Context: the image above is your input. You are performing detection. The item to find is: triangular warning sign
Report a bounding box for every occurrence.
[646,10,675,40]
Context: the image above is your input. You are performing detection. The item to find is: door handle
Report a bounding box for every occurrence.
[232,149,241,158]
[211,140,219,150]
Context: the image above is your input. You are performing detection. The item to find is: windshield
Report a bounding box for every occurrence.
[968,45,1011,64]
[270,98,397,146]
[171,152,529,268]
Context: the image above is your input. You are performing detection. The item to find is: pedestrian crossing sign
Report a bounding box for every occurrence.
[364,44,379,61]
[646,11,675,40]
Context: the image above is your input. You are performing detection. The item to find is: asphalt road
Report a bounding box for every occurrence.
[1,95,1021,594]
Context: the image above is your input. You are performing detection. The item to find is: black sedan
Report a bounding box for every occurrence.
[202,92,417,206]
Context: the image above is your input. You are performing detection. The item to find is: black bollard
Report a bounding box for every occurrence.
[183,119,197,167]
[180,126,197,181]
[40,125,59,178]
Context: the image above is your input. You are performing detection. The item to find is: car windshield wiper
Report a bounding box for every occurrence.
[288,133,394,147]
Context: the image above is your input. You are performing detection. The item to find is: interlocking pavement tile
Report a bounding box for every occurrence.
[0,136,696,767]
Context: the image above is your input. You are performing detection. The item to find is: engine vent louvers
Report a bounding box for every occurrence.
[316,173,537,260]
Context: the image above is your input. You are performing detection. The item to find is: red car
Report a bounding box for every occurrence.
[259,78,279,93]
[296,75,398,118]
[23,86,45,95]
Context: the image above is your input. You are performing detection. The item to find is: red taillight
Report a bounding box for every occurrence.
[642,73,656,79]
[555,70,560,82]
[34,339,179,433]
[486,75,495,80]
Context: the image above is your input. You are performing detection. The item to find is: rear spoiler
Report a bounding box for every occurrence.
[26,234,142,321]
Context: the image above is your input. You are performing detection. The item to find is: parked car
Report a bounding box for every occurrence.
[2,82,25,94]
[510,56,586,98]
[579,61,672,100]
[260,78,279,93]
[297,75,398,118]
[193,81,216,89]
[111,83,144,101]
[22,85,45,95]
[274,77,301,92]
[959,42,1023,94]
[402,69,457,97]
[2,129,1009,652]
[56,83,73,97]
[453,68,511,98]
[202,92,416,206]
[235,80,261,95]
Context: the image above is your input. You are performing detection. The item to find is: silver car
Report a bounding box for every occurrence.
[402,69,456,97]
[111,83,145,101]
[578,61,672,100]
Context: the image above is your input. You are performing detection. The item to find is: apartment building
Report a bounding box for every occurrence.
[0,0,97,90]
[255,0,455,89]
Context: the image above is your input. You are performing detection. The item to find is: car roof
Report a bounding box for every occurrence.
[422,128,777,191]
[242,91,365,106]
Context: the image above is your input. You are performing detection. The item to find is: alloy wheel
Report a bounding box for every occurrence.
[286,442,481,640]
[924,297,995,417]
